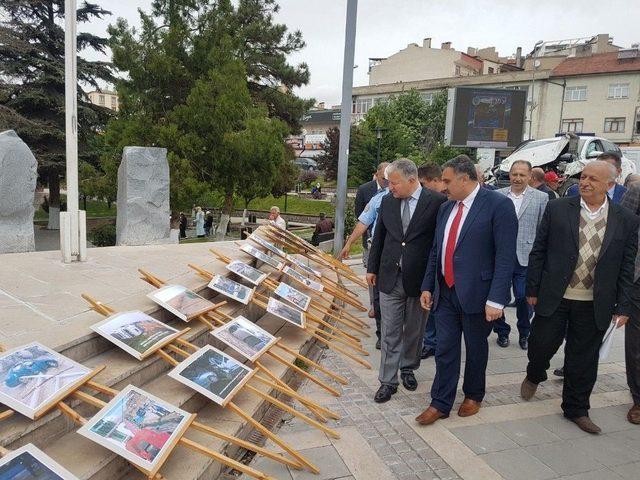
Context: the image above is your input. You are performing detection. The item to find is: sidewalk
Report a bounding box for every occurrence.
[240,264,637,480]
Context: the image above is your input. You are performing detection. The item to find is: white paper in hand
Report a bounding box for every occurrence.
[599,318,619,361]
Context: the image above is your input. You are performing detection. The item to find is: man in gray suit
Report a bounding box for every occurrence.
[493,160,548,349]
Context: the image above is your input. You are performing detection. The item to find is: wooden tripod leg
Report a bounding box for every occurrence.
[0,410,14,422]
[227,402,319,474]
[272,342,348,385]
[308,326,368,355]
[265,351,340,397]
[309,304,370,337]
[244,385,340,439]
[307,331,373,369]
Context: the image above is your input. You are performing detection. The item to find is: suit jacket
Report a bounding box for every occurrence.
[566,182,627,204]
[526,196,639,330]
[496,186,548,266]
[367,188,446,297]
[620,184,640,308]
[536,183,558,201]
[421,187,518,314]
[355,179,380,245]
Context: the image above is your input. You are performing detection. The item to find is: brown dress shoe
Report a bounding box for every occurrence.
[458,398,481,417]
[628,405,640,425]
[415,406,449,425]
[568,416,601,434]
[520,378,538,400]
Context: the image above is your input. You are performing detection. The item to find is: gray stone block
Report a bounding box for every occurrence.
[116,146,174,246]
[0,130,37,253]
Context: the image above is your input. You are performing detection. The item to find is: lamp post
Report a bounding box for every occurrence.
[375,126,383,164]
[528,40,544,140]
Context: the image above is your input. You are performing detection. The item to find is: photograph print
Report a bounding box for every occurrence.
[286,255,322,278]
[78,385,192,475]
[168,345,254,406]
[211,316,277,362]
[91,311,181,360]
[240,244,284,271]
[225,260,269,286]
[266,297,306,328]
[207,274,254,305]
[249,235,286,258]
[0,444,78,480]
[148,285,214,321]
[282,266,324,293]
[274,282,311,312]
[0,342,93,419]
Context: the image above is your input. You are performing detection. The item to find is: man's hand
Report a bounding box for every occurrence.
[337,243,351,260]
[613,315,629,328]
[485,305,503,322]
[527,296,537,306]
[366,273,377,286]
[420,291,432,311]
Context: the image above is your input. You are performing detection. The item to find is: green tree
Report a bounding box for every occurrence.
[0,1,114,228]
[316,126,340,181]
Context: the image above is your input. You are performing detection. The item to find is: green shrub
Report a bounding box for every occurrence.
[89,223,116,247]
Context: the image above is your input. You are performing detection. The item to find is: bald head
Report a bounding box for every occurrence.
[579,161,616,205]
[530,167,545,187]
[376,161,390,188]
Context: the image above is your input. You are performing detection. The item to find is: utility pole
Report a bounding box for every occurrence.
[333,0,358,256]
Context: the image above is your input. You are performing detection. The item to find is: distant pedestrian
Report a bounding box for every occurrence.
[269,206,287,230]
[195,206,205,238]
[204,210,214,237]
[529,167,557,201]
[418,163,446,194]
[179,212,187,238]
[544,171,563,198]
[312,213,333,246]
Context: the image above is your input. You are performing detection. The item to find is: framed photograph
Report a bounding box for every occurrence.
[250,235,286,258]
[282,266,324,292]
[168,346,254,407]
[0,342,93,419]
[225,260,269,286]
[78,385,193,477]
[207,274,254,305]
[148,285,215,321]
[0,443,78,479]
[211,316,277,362]
[274,282,311,312]
[240,243,284,271]
[266,297,306,329]
[286,255,322,278]
[91,311,182,361]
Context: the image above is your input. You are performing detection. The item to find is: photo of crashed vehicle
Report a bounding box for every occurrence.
[492,133,636,194]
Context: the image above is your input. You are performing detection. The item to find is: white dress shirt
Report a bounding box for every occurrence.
[506,187,526,215]
[580,197,608,220]
[441,183,503,309]
[271,216,287,230]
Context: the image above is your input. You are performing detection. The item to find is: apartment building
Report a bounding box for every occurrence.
[87,90,119,111]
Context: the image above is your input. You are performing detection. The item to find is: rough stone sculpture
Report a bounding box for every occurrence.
[0,130,38,253]
[116,146,175,246]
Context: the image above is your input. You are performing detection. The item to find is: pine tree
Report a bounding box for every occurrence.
[0,0,113,228]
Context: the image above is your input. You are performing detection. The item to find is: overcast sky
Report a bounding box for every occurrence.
[84,0,639,106]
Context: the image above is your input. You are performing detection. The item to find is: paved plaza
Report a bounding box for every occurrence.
[243,262,638,480]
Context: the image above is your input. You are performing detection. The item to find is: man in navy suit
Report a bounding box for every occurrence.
[416,155,518,424]
[564,152,627,203]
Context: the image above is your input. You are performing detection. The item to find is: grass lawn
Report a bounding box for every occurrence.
[237,194,334,216]
[35,196,116,220]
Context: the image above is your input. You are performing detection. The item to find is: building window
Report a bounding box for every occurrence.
[635,108,640,135]
[352,98,373,115]
[608,83,629,99]
[562,118,584,133]
[488,67,494,74]
[420,92,434,105]
[604,117,625,133]
[564,86,587,102]
[111,96,117,109]
[455,65,461,76]
[98,94,105,106]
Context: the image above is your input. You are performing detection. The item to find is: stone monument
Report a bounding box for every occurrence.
[116,146,176,246]
[0,130,38,253]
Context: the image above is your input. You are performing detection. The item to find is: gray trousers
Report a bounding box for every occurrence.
[379,275,427,386]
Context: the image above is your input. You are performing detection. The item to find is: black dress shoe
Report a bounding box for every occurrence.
[553,367,565,377]
[421,346,435,359]
[497,335,510,348]
[401,372,418,391]
[375,339,381,350]
[519,336,528,350]
[374,384,397,403]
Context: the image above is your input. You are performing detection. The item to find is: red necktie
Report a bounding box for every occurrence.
[444,202,464,288]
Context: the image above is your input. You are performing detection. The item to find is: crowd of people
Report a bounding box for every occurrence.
[342,152,640,434]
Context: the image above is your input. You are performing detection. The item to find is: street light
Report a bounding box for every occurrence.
[375,126,385,164]
[528,40,544,140]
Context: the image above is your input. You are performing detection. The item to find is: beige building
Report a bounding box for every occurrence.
[87,90,119,111]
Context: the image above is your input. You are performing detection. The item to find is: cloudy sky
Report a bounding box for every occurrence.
[84,0,639,105]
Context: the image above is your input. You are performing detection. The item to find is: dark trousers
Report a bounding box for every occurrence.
[627,306,640,406]
[423,312,436,349]
[493,261,532,338]
[527,299,606,418]
[373,284,382,340]
[430,284,493,414]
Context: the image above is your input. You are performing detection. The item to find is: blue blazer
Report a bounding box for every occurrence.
[565,182,627,204]
[421,187,518,314]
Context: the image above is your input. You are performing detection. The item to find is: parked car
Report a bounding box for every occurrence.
[493,133,636,194]
[294,158,318,171]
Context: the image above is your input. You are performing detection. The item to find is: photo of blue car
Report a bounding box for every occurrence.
[4,359,59,388]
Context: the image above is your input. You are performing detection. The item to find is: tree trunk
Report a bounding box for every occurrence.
[47,170,61,230]
[216,192,234,241]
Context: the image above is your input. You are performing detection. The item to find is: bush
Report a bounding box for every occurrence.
[89,223,116,247]
[298,170,318,188]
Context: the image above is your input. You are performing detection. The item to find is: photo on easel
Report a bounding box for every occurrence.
[274,282,311,312]
[240,243,284,271]
[225,260,269,286]
[147,285,214,321]
[0,443,78,479]
[250,235,286,258]
[286,255,322,278]
[282,266,324,292]
[168,345,254,406]
[207,274,254,305]
[0,342,93,419]
[78,385,192,475]
[91,311,182,361]
[210,316,277,362]
[266,297,306,328]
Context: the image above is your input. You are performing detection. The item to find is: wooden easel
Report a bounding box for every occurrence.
[137,269,343,422]
[188,263,372,370]
[82,295,332,473]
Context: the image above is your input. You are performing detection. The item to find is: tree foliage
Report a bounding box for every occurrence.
[316,126,340,181]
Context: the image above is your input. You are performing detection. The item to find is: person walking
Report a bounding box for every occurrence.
[416,155,518,425]
[367,159,446,403]
[521,161,638,433]
[492,161,548,350]
[204,210,214,237]
[179,212,187,238]
[195,206,205,238]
